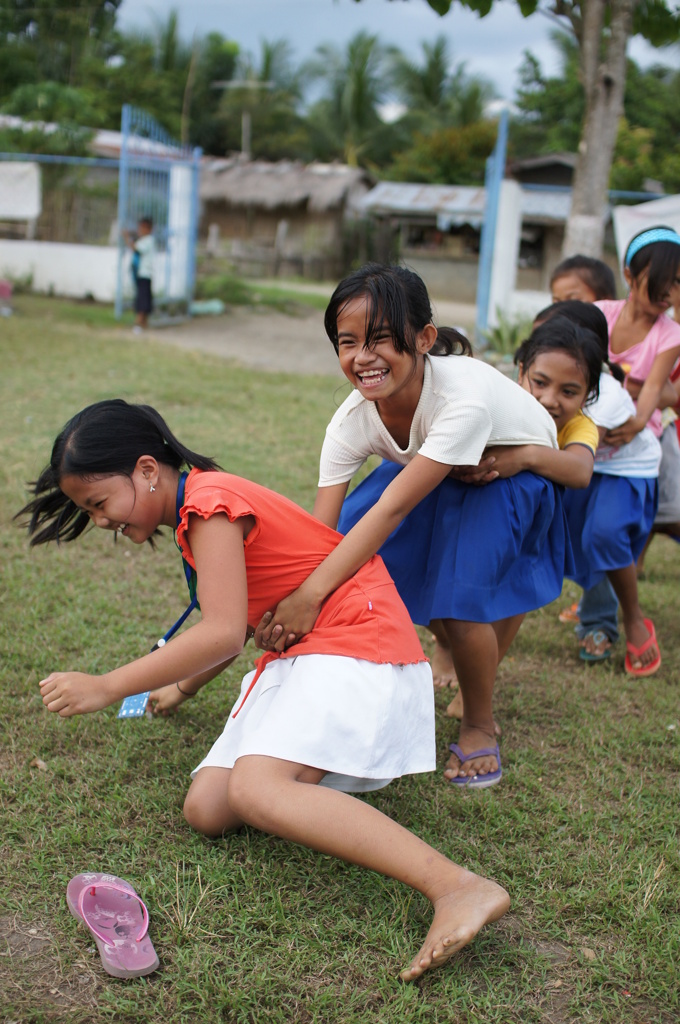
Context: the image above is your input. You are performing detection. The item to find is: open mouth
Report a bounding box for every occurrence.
[117,523,128,535]
[357,368,389,387]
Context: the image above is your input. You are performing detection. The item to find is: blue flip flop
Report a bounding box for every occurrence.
[448,743,502,789]
[579,630,612,663]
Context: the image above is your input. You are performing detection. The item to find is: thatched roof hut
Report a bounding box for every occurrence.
[200,158,374,279]
[200,158,373,215]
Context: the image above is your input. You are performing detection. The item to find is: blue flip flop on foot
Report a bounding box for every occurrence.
[448,743,502,789]
[579,629,612,663]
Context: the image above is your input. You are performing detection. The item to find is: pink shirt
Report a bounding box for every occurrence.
[596,300,680,437]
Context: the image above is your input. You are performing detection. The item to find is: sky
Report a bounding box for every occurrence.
[116,0,666,104]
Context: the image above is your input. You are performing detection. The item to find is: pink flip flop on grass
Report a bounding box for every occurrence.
[66,872,159,979]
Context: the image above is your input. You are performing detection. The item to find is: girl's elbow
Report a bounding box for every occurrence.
[573,469,594,489]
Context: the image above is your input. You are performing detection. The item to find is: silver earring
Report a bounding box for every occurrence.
[149,484,156,493]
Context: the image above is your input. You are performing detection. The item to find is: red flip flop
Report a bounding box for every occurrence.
[624,618,661,677]
[67,873,159,978]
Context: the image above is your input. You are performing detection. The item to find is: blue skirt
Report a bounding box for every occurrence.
[563,473,658,591]
[337,460,570,625]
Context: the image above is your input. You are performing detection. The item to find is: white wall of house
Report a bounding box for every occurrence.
[0,240,119,301]
[0,239,172,303]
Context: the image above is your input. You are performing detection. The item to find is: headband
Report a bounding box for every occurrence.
[625,227,680,266]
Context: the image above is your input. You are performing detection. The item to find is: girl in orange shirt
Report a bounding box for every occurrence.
[18,399,509,982]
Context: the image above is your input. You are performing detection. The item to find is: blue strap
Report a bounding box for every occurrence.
[150,471,198,651]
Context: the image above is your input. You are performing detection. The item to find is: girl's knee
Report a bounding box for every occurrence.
[183,788,223,837]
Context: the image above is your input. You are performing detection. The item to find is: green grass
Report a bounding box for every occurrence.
[1,300,679,1023]
[195,272,330,313]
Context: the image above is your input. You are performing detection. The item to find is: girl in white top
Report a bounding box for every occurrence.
[258,264,570,789]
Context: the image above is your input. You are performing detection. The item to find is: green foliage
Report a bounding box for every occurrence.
[388,119,497,184]
[512,30,680,194]
[481,308,533,356]
[304,32,389,166]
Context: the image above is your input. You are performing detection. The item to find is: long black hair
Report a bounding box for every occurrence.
[17,399,219,546]
[515,314,605,404]
[324,263,472,359]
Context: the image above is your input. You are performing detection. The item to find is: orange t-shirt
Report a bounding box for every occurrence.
[175,469,426,668]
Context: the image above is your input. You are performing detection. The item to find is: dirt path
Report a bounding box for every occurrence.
[142,291,477,377]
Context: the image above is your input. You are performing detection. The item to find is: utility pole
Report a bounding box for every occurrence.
[211,80,274,160]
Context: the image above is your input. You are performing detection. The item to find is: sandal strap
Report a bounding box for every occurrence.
[626,618,658,660]
[449,742,499,764]
[77,882,150,945]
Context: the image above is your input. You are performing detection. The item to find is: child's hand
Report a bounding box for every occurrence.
[39,671,113,717]
[148,682,191,716]
[447,453,499,485]
[255,592,321,653]
[604,415,642,447]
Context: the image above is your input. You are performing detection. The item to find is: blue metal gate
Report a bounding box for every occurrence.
[115,104,202,319]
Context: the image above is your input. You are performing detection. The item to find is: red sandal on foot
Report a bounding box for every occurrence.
[624,618,661,677]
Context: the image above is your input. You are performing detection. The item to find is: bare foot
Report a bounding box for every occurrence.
[400,873,510,981]
[443,725,498,780]
[431,637,458,690]
[445,687,464,718]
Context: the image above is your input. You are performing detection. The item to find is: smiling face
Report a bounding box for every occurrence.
[518,349,589,432]
[335,295,435,407]
[60,464,161,544]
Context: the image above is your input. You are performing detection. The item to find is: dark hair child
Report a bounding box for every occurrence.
[18,398,510,982]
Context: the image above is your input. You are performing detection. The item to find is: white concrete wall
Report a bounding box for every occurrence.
[487,180,522,329]
[0,240,121,302]
[0,239,173,304]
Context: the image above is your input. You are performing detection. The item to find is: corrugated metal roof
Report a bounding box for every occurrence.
[358,180,589,227]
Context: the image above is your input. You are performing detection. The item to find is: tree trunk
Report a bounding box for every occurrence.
[562,0,636,257]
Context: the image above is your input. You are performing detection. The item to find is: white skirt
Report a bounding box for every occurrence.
[192,654,436,793]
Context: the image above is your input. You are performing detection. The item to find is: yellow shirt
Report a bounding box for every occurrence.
[557,410,599,453]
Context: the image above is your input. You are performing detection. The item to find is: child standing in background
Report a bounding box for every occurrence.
[125,216,155,334]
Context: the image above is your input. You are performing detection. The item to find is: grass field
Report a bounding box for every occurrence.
[1,297,679,1024]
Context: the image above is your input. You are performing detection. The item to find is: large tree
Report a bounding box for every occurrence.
[370,0,680,257]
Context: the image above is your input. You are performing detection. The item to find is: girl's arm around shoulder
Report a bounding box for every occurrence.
[40,513,249,717]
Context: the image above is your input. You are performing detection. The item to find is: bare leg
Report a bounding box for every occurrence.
[607,564,660,670]
[636,532,655,577]
[443,614,523,732]
[430,619,459,690]
[439,620,499,780]
[493,613,526,662]
[226,755,509,980]
[183,766,244,837]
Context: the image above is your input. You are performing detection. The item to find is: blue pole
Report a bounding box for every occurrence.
[186,146,203,309]
[115,104,131,320]
[475,107,509,347]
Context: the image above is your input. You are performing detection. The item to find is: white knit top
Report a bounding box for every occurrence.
[318,354,558,487]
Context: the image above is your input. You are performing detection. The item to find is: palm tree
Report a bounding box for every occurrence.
[388,35,495,132]
[304,31,388,166]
